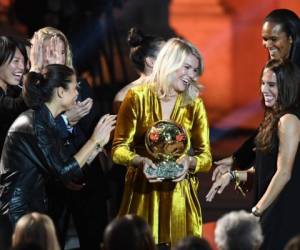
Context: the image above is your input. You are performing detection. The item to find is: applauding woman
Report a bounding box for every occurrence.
[0,64,115,227]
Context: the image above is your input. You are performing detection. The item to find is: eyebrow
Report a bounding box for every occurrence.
[12,56,24,61]
[262,80,276,84]
[184,63,199,70]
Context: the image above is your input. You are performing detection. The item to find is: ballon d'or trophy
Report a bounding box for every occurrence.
[145,121,188,180]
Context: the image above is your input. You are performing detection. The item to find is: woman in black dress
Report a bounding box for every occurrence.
[207,59,300,250]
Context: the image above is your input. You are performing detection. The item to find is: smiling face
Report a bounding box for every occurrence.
[262,21,292,60]
[261,68,278,108]
[0,48,25,88]
[171,53,199,93]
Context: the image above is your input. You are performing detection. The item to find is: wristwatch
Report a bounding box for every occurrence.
[251,206,262,217]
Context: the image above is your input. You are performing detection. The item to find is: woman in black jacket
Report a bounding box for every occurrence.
[0,64,116,227]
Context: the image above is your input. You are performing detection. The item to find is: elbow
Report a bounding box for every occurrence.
[203,158,213,172]
[112,153,119,165]
[111,148,119,165]
[278,170,292,184]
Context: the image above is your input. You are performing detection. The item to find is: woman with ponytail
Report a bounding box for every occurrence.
[113,27,165,113]
[0,64,116,227]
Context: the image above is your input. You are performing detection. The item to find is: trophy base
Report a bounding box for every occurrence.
[145,160,184,180]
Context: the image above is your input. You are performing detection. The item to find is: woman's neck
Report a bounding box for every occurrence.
[160,92,178,103]
[45,102,64,118]
[166,89,178,98]
[0,80,7,93]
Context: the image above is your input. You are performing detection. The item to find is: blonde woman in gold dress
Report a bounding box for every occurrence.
[112,38,212,247]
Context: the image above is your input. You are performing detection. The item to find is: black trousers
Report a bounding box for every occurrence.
[47,163,109,250]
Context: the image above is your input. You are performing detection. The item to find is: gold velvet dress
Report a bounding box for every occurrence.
[112,84,212,246]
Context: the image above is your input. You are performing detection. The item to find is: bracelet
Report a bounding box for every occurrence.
[251,206,262,217]
[90,137,103,152]
[233,170,246,197]
[95,142,103,151]
[229,171,235,181]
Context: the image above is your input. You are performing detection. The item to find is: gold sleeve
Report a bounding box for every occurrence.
[112,89,139,166]
[190,99,212,173]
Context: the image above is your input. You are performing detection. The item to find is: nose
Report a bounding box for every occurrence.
[261,83,269,94]
[18,60,25,72]
[263,39,273,48]
[188,69,197,81]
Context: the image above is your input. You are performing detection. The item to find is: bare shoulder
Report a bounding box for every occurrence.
[279,113,300,126]
[278,113,300,137]
[113,79,143,103]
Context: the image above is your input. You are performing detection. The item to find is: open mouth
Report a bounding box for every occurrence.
[182,79,191,87]
[268,48,279,57]
[13,72,23,81]
[264,95,274,103]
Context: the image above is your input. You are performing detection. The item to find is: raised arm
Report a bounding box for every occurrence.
[35,113,116,183]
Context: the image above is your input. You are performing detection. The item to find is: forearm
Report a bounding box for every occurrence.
[233,167,255,182]
[255,170,290,213]
[112,146,138,166]
[74,139,100,168]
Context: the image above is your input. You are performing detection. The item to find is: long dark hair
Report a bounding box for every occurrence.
[23,64,75,108]
[264,9,300,67]
[256,59,300,152]
[127,27,164,73]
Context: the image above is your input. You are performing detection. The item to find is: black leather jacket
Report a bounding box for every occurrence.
[0,104,83,225]
[0,88,27,153]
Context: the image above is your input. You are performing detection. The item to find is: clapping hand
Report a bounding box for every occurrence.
[65,98,93,126]
[30,32,44,72]
[91,114,117,148]
[45,35,66,65]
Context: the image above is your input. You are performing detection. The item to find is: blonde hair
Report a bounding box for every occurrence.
[35,27,74,69]
[12,212,60,250]
[148,38,203,99]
